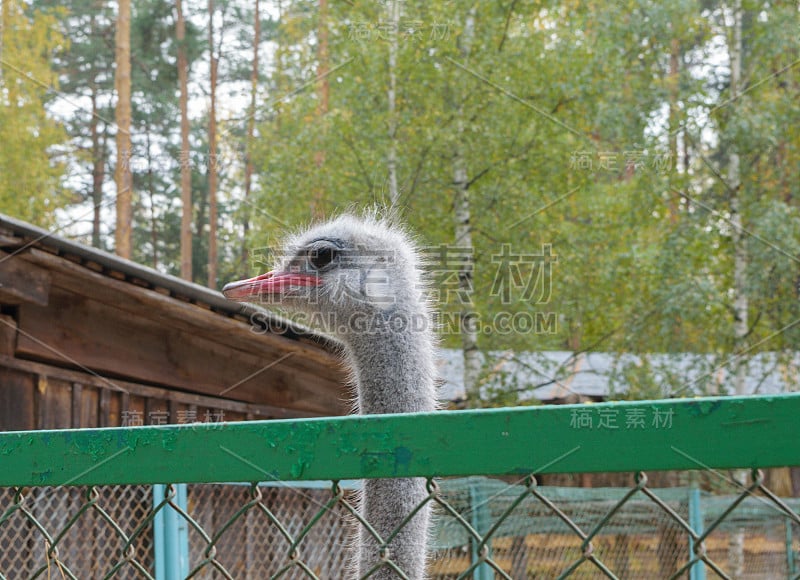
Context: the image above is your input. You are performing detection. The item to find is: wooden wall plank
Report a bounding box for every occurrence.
[71,383,82,428]
[99,389,111,427]
[0,250,51,306]
[0,314,16,356]
[79,385,99,427]
[179,403,198,425]
[109,391,120,426]
[145,398,168,426]
[35,376,71,429]
[0,230,23,247]
[169,400,180,426]
[16,288,346,415]
[0,368,35,430]
[123,395,145,426]
[0,355,325,420]
[23,249,341,369]
[225,410,246,422]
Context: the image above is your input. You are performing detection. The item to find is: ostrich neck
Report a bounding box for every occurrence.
[342,306,436,579]
[342,310,437,416]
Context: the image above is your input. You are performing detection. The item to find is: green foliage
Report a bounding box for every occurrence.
[242,0,799,400]
[0,0,69,227]
[12,0,799,400]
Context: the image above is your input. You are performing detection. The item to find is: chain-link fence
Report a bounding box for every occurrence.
[429,476,800,579]
[1,394,799,578]
[0,485,154,578]
[1,473,799,579]
[184,483,354,578]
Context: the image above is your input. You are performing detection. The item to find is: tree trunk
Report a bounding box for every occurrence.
[275,0,284,133]
[386,0,400,206]
[87,11,105,249]
[194,180,208,270]
[312,0,328,216]
[90,83,105,249]
[668,36,680,223]
[241,0,260,273]
[728,1,746,576]
[114,0,133,259]
[0,0,7,85]
[729,0,747,398]
[176,0,192,281]
[145,126,158,269]
[317,0,328,115]
[453,8,481,403]
[454,153,481,402]
[207,0,218,289]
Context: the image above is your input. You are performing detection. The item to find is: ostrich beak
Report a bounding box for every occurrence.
[221,270,322,302]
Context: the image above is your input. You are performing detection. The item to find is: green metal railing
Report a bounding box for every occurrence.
[1,393,799,578]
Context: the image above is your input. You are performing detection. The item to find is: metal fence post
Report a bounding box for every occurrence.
[153,484,190,580]
[469,478,494,580]
[786,518,797,578]
[688,486,706,580]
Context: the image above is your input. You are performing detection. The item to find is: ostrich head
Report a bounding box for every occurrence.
[222,213,429,338]
[223,213,437,579]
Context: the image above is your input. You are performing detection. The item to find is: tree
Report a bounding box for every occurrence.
[727,0,746,398]
[385,0,399,205]
[0,0,68,227]
[176,0,192,280]
[450,6,480,402]
[244,0,799,405]
[240,0,260,273]
[114,0,132,258]
[312,0,329,216]
[128,0,191,273]
[36,0,116,248]
[207,0,219,288]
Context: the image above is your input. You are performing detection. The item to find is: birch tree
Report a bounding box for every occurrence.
[452,6,481,402]
[386,0,400,206]
[728,0,747,399]
[727,1,746,576]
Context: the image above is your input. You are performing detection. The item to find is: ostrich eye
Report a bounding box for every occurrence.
[308,245,338,271]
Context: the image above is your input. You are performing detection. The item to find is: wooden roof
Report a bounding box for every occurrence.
[0,213,349,421]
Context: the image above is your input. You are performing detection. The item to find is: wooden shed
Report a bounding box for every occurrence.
[0,213,349,433]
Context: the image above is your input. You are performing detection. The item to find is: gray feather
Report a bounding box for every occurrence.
[272,213,438,579]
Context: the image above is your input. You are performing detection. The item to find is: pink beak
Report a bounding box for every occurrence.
[221,270,322,302]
